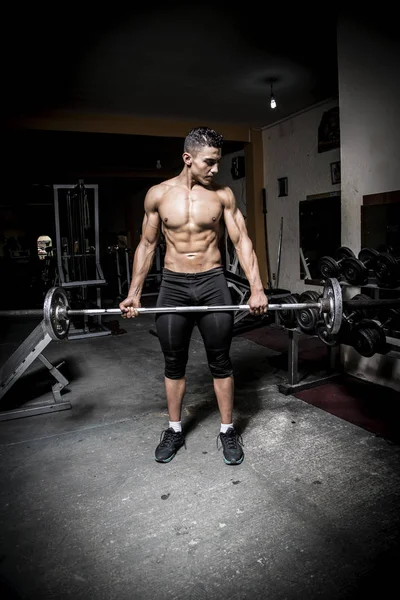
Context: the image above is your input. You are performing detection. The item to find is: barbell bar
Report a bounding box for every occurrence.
[0,278,343,341]
[2,278,398,345]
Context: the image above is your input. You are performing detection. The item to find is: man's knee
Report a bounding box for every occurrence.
[206,348,233,378]
[163,349,189,379]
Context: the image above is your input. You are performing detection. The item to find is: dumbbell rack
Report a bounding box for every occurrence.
[315,275,400,350]
[340,278,400,353]
[315,245,400,352]
[0,320,71,421]
[278,270,400,395]
[276,286,339,394]
[278,274,400,396]
[278,327,340,395]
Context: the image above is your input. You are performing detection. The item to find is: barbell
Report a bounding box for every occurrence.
[0,278,344,341]
[1,278,399,344]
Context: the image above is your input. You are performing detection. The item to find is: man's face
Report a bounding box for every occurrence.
[185,146,221,185]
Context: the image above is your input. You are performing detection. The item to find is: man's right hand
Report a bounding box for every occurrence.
[119,296,141,319]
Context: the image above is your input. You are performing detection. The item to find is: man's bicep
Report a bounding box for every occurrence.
[224,203,247,246]
[142,210,160,244]
[140,213,147,236]
[141,189,161,243]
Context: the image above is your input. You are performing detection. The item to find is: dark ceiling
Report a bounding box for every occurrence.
[4,3,343,179]
[5,4,340,129]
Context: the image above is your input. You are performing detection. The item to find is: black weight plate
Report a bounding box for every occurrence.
[375,253,400,286]
[342,257,368,285]
[352,319,387,357]
[353,328,376,357]
[358,247,380,265]
[318,256,340,278]
[336,246,355,261]
[278,295,298,328]
[300,291,320,303]
[295,304,318,333]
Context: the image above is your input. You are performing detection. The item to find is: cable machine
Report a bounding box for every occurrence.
[53,181,110,339]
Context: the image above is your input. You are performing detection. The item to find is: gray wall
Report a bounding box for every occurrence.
[337,16,400,391]
[338,17,400,253]
[262,99,340,294]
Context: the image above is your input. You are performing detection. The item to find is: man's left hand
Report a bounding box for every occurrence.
[248,291,269,316]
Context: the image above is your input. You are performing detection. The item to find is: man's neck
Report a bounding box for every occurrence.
[178,166,200,190]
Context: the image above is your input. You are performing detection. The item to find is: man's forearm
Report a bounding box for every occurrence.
[235,241,264,293]
[127,242,157,299]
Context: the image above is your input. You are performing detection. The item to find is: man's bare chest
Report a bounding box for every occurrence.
[158,191,223,230]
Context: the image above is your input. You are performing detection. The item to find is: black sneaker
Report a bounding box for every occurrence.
[155,428,185,463]
[217,428,244,465]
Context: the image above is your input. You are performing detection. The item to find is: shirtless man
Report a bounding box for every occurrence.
[120,127,268,465]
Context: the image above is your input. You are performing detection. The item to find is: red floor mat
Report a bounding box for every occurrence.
[240,325,400,444]
[295,379,400,443]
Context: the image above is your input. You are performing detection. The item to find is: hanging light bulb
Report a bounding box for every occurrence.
[270,82,277,109]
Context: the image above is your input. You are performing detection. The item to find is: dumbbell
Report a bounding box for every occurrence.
[374,252,400,288]
[351,319,388,357]
[318,246,355,279]
[315,292,372,347]
[341,248,380,286]
[342,292,399,356]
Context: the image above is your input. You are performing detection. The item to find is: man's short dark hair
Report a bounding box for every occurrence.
[184,127,224,154]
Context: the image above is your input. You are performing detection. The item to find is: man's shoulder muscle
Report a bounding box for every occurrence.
[215,184,235,208]
[145,181,172,211]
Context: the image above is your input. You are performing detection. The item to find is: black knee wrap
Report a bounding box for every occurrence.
[163,349,189,379]
[206,348,233,378]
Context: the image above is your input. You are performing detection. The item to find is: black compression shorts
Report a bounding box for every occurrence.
[155,266,234,379]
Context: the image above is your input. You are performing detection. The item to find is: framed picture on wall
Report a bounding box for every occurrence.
[278,177,288,197]
[318,106,340,153]
[330,161,341,184]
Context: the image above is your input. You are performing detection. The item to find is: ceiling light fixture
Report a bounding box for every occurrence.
[270,82,276,109]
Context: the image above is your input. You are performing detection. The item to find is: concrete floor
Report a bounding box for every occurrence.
[1,313,400,600]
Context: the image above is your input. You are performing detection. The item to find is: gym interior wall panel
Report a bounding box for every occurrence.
[337,15,400,390]
[245,129,269,288]
[337,16,400,254]
[262,98,340,295]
